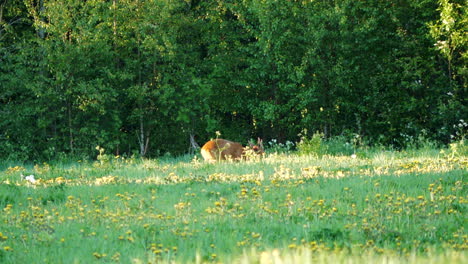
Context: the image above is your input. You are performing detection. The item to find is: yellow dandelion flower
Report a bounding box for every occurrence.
[93,252,107,259]
[111,252,121,261]
[3,246,13,251]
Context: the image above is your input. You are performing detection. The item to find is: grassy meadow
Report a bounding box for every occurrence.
[0,144,467,263]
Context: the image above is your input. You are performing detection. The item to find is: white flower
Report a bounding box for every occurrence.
[24,175,36,184]
[435,40,447,50]
[351,154,357,159]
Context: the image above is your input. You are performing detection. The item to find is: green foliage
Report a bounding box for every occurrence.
[266,139,295,154]
[296,132,327,157]
[428,0,467,143]
[0,0,467,161]
[429,0,467,84]
[324,136,355,156]
[447,138,468,158]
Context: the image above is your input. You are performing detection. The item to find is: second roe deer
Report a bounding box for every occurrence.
[200,138,264,162]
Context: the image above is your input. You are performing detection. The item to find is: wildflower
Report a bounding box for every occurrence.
[251,232,261,239]
[93,252,107,259]
[21,174,37,184]
[3,204,12,212]
[111,253,121,261]
[3,246,13,251]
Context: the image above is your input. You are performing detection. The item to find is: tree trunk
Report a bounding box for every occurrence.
[139,114,145,156]
[189,133,200,155]
[67,100,74,153]
[37,0,45,39]
[0,1,4,39]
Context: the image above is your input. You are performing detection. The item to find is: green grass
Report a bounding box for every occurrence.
[0,148,466,263]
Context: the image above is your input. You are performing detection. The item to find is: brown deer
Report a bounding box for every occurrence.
[200,138,264,162]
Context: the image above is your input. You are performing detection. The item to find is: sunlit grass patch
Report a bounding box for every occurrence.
[0,148,466,263]
[233,247,467,264]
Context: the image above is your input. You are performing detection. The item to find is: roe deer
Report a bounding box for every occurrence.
[200,138,264,162]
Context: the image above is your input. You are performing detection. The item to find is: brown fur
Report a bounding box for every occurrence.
[201,138,264,162]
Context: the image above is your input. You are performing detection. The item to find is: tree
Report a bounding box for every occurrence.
[429,0,467,141]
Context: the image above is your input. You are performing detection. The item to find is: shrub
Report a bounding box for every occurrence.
[447,138,467,158]
[324,136,354,156]
[297,132,327,157]
[267,139,295,154]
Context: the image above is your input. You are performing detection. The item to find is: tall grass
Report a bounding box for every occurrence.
[0,144,466,263]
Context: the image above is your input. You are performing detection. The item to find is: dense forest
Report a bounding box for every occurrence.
[0,0,466,160]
